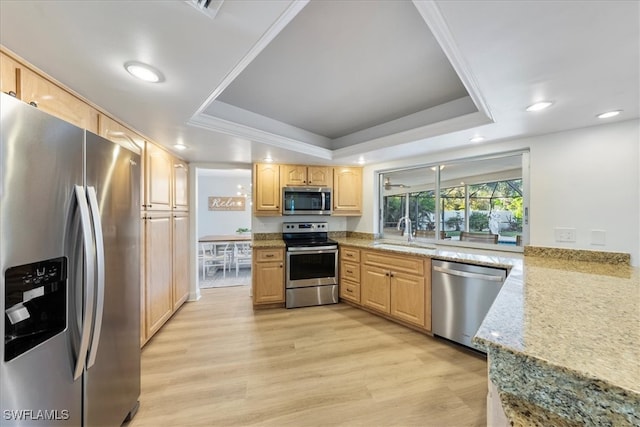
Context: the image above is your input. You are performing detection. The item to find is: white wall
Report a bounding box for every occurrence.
[358,120,640,266]
[197,170,252,237]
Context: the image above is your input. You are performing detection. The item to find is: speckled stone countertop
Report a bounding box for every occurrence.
[334,237,523,270]
[474,255,640,426]
[251,239,285,249]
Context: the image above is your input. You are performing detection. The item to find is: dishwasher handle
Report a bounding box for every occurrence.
[433,265,504,282]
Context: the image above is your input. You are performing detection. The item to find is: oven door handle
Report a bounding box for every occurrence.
[287,246,338,253]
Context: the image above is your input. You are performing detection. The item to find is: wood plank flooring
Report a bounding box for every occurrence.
[126,286,488,427]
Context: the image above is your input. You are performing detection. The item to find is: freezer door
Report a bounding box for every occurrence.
[84,132,141,426]
[1,94,83,425]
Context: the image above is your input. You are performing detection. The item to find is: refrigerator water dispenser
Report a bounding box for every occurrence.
[4,257,67,361]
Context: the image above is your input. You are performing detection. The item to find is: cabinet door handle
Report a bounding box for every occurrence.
[279,264,283,268]
[5,91,16,97]
[346,270,353,274]
[265,254,274,258]
[346,288,353,293]
[385,272,389,277]
[390,272,395,277]
[29,101,38,108]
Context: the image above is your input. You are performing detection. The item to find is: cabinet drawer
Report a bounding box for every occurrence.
[362,251,424,275]
[340,247,360,262]
[341,261,360,282]
[340,279,360,304]
[255,248,283,262]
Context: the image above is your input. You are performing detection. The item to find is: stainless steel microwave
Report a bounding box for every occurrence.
[282,187,332,215]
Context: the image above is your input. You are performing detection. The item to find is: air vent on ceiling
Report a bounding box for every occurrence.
[186,0,224,19]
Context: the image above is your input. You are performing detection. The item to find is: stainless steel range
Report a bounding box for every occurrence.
[283,222,339,308]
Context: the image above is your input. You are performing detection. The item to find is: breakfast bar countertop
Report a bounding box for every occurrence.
[473,254,639,426]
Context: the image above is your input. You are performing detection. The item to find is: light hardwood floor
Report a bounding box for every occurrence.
[127,286,487,427]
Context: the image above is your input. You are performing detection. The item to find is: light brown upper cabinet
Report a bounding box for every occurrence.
[20,66,98,133]
[173,159,188,211]
[98,114,144,155]
[1,51,20,97]
[281,165,332,187]
[144,142,173,211]
[332,167,362,216]
[253,163,281,215]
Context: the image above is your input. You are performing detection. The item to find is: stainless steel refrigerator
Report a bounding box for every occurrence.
[1,93,140,426]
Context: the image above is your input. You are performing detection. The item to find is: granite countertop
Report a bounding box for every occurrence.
[474,256,639,426]
[334,237,523,270]
[251,239,285,249]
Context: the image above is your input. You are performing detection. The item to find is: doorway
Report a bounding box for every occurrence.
[196,168,252,289]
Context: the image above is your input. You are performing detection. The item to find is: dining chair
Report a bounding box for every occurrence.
[202,243,231,278]
[233,242,252,277]
[459,231,499,244]
[415,230,447,239]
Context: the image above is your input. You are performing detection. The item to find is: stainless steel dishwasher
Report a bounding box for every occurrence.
[431,260,507,350]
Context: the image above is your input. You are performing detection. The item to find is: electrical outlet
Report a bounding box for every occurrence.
[591,230,606,245]
[555,227,576,242]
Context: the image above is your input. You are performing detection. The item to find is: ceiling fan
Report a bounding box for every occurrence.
[384,178,411,190]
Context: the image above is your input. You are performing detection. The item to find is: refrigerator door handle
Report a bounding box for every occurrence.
[73,185,97,380]
[86,186,105,368]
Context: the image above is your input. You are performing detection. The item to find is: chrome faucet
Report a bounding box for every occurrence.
[397,216,414,242]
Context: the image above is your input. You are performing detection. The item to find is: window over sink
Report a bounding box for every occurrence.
[379,151,529,250]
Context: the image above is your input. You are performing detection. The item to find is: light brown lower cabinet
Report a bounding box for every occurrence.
[252,248,285,305]
[141,211,190,346]
[359,250,431,331]
[172,213,190,310]
[339,246,361,304]
[143,212,173,343]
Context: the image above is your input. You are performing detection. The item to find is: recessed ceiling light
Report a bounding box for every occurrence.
[597,110,622,119]
[356,157,365,165]
[124,61,163,83]
[173,143,187,150]
[263,156,274,163]
[469,135,485,143]
[526,101,553,112]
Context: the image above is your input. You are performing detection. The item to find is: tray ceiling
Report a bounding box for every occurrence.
[213,0,469,140]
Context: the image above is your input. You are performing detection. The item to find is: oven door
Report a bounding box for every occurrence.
[286,246,338,288]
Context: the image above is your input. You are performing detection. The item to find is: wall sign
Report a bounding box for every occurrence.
[208,196,246,211]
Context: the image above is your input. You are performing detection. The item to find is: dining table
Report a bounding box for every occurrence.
[199,235,252,277]
[198,234,252,243]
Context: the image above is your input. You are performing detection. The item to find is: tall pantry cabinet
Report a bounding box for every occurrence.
[1,47,191,347]
[140,143,190,346]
